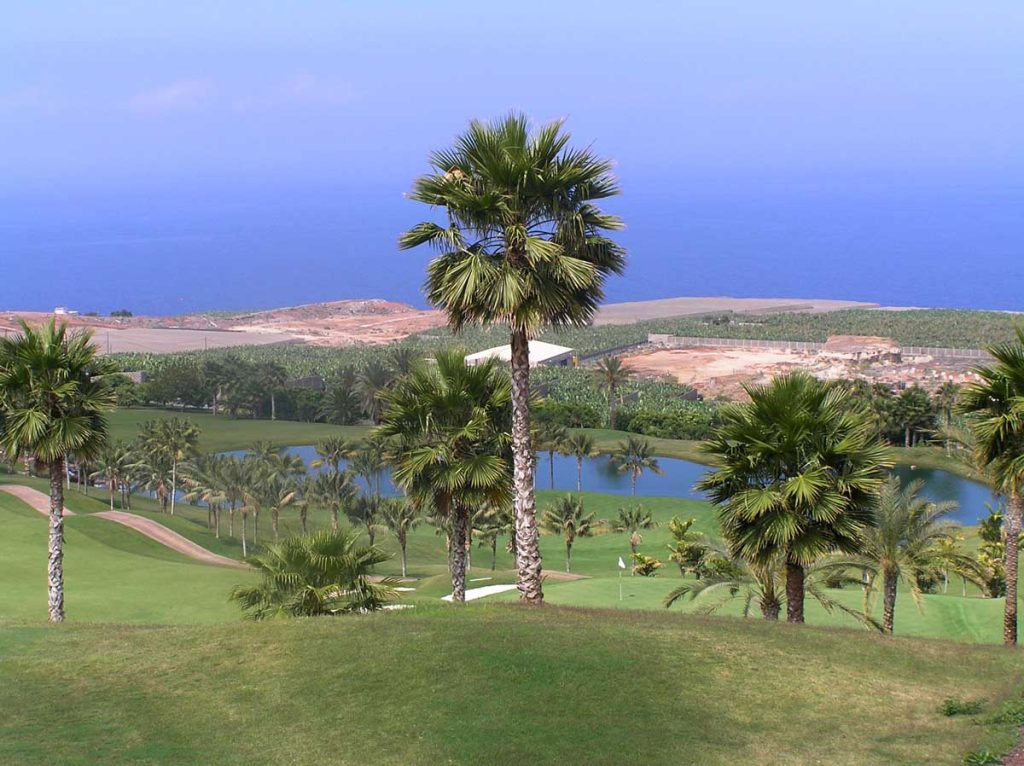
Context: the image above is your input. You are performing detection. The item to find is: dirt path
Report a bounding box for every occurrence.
[0,484,75,516]
[0,484,244,569]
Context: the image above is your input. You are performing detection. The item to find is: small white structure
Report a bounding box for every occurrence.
[464,340,574,367]
[53,306,79,316]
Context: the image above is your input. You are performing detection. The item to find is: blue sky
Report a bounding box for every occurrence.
[2,2,1022,313]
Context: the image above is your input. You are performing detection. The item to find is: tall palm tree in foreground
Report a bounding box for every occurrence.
[958,326,1024,645]
[594,356,633,428]
[230,529,396,619]
[0,320,117,622]
[699,372,889,624]
[818,476,981,634]
[612,436,662,495]
[563,432,596,492]
[541,494,597,573]
[400,113,626,604]
[376,351,511,602]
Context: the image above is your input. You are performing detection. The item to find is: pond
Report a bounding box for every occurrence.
[242,445,998,527]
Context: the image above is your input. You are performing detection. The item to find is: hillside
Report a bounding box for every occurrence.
[1,606,1021,765]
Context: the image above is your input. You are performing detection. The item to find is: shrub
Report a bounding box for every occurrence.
[631,553,663,577]
[940,698,985,717]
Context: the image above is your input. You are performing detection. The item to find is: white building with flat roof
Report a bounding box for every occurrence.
[464,340,574,367]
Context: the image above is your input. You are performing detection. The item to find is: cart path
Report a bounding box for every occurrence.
[1,484,246,569]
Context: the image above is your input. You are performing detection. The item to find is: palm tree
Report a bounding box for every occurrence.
[164,418,200,516]
[612,436,663,495]
[182,454,228,536]
[536,421,568,490]
[594,356,634,428]
[376,351,512,602]
[347,495,384,547]
[309,469,358,531]
[612,505,657,563]
[260,363,288,420]
[475,503,514,570]
[400,114,626,604]
[388,346,423,378]
[664,558,877,627]
[356,362,393,424]
[818,476,982,634]
[563,432,596,492]
[311,436,353,472]
[958,326,1024,645]
[266,479,299,541]
[935,381,960,454]
[541,494,597,572]
[379,498,421,577]
[90,441,132,511]
[230,529,396,619]
[698,372,890,624]
[349,442,386,501]
[0,319,117,622]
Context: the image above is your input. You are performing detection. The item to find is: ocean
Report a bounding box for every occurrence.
[2,174,1021,315]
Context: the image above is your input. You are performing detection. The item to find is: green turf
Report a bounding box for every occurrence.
[0,493,252,624]
[106,407,371,452]
[0,605,1020,766]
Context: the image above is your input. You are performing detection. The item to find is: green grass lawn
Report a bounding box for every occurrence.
[0,492,251,624]
[0,605,1021,766]
[107,407,371,452]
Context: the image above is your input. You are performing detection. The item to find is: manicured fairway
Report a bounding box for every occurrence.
[0,493,251,624]
[106,408,371,452]
[0,606,1021,766]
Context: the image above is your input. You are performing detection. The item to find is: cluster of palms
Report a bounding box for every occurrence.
[540,498,657,574]
[665,369,1012,638]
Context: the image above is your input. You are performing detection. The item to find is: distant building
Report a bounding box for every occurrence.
[464,340,574,368]
[821,335,902,364]
[53,306,79,316]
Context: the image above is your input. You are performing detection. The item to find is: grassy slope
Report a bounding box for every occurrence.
[0,493,251,624]
[107,408,371,452]
[0,606,1021,766]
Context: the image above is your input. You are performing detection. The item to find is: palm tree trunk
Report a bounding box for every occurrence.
[271,391,276,421]
[241,513,248,557]
[882,570,898,634]
[565,541,572,573]
[449,505,468,603]
[229,504,235,538]
[215,506,221,539]
[400,540,408,578]
[631,471,638,496]
[608,385,616,429]
[1004,490,1021,645]
[576,456,583,492]
[108,482,115,511]
[785,560,805,624]
[170,459,176,516]
[331,504,338,531]
[272,509,279,540]
[904,426,911,448]
[47,460,66,623]
[491,539,497,571]
[509,329,543,604]
[761,598,780,620]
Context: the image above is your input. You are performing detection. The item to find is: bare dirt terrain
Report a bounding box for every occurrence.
[623,343,980,401]
[592,296,879,325]
[0,299,446,353]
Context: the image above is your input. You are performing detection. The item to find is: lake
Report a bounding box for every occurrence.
[254,446,998,526]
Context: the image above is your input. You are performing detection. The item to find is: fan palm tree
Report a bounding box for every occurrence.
[664,558,877,627]
[260,362,288,420]
[161,418,201,516]
[594,356,634,428]
[817,476,983,634]
[317,383,362,426]
[563,432,596,492]
[379,498,421,577]
[400,113,626,604]
[611,504,657,563]
[958,325,1024,645]
[612,436,663,495]
[356,362,393,424]
[0,319,117,622]
[541,494,597,572]
[90,440,133,511]
[698,372,890,624]
[230,529,396,619]
[376,351,512,602]
[536,421,568,490]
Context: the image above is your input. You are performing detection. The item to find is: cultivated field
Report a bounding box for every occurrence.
[592,296,878,324]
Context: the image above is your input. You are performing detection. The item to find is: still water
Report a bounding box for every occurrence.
[257,446,997,527]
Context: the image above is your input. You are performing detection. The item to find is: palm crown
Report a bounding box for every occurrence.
[399,112,625,335]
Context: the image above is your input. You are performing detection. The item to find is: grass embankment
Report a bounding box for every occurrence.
[0,606,1021,766]
[106,408,370,452]
[0,493,250,624]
